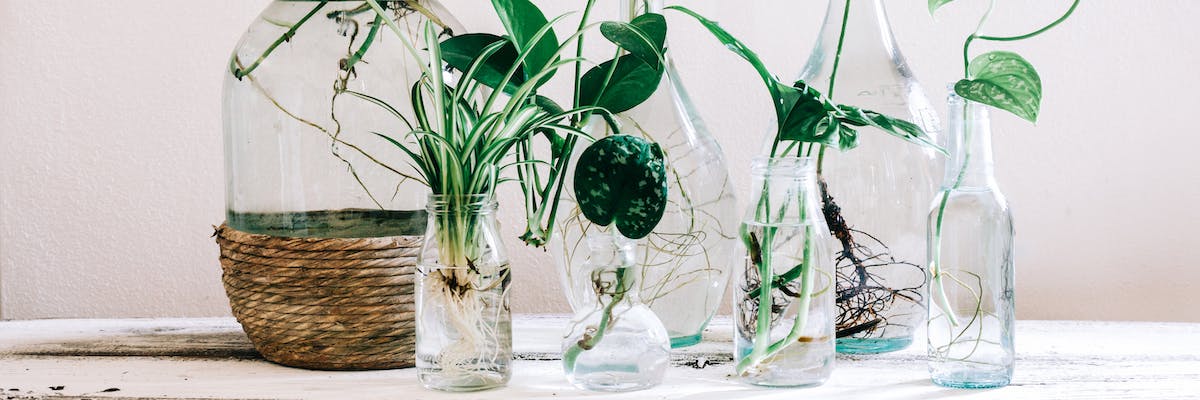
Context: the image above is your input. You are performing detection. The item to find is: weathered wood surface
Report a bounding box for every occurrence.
[1,317,1199,399]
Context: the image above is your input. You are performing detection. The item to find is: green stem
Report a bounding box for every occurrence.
[813,0,853,173]
[230,1,329,80]
[572,0,600,110]
[342,13,383,73]
[562,267,630,373]
[929,105,973,327]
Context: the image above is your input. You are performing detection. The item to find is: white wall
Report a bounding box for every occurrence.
[2,0,1197,321]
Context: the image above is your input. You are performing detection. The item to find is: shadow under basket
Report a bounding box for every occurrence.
[214,223,420,370]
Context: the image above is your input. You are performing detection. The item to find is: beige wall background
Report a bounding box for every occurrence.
[2,0,1197,321]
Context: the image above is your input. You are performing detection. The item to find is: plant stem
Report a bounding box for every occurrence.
[562,267,630,373]
[929,105,973,327]
[230,1,329,80]
[812,0,853,172]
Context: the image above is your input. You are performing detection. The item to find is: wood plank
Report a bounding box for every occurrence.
[1,317,1198,399]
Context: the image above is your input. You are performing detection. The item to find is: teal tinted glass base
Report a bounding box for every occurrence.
[670,333,703,348]
[836,336,913,354]
[930,369,1012,389]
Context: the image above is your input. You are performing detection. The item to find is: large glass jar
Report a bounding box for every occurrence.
[926,93,1015,389]
[416,195,512,391]
[736,157,835,387]
[553,0,739,348]
[793,0,942,354]
[223,1,462,238]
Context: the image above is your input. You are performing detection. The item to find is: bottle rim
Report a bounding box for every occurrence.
[751,156,818,178]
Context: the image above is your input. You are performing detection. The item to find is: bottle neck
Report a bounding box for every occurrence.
[801,0,902,97]
[945,99,996,188]
[748,157,821,224]
[585,233,639,301]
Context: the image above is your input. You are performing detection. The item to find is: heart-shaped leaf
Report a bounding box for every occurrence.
[955,51,1042,122]
[574,135,668,240]
[491,0,559,85]
[929,0,956,15]
[777,83,858,150]
[600,13,667,70]
[579,54,663,114]
[440,33,523,92]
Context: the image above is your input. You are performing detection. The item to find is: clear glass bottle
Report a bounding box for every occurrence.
[793,0,942,354]
[224,1,462,238]
[562,234,670,392]
[416,195,512,392]
[736,158,835,387]
[553,0,739,348]
[926,93,1015,389]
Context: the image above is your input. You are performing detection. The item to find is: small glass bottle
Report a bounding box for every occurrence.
[926,92,1015,388]
[415,195,512,392]
[562,234,670,392]
[736,158,835,387]
[793,0,942,354]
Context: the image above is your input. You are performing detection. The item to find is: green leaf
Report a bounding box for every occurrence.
[929,0,956,15]
[579,54,663,114]
[956,51,1042,122]
[491,0,559,84]
[440,33,523,92]
[837,105,945,154]
[600,13,667,70]
[574,135,668,240]
[777,83,857,150]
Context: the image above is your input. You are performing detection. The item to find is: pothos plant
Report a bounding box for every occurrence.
[667,6,944,376]
[927,0,1079,330]
[561,134,669,373]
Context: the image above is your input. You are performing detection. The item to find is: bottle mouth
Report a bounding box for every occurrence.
[425,194,498,213]
[751,156,818,178]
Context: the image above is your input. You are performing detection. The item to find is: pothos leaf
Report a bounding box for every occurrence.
[778,83,858,150]
[600,13,667,70]
[579,54,663,114]
[838,105,945,154]
[490,0,559,85]
[928,0,956,15]
[574,135,668,240]
[439,33,523,92]
[955,51,1042,122]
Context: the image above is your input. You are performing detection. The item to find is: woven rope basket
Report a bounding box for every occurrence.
[215,223,420,370]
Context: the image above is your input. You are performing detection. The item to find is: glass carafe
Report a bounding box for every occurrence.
[224,1,462,238]
[793,0,942,354]
[562,234,670,392]
[553,0,739,348]
[416,195,512,392]
[926,93,1015,389]
[735,157,835,387]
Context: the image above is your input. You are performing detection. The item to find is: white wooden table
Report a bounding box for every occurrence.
[2,316,1198,400]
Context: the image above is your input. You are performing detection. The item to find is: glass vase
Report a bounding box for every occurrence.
[416,195,512,392]
[926,93,1015,389]
[562,234,671,392]
[735,158,835,387]
[224,1,462,238]
[553,0,739,348]
[791,0,942,354]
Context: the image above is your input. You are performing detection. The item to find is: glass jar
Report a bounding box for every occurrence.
[416,195,512,392]
[926,93,1015,389]
[223,1,462,238]
[792,0,942,354]
[553,0,739,348]
[562,234,670,392]
[735,158,835,387]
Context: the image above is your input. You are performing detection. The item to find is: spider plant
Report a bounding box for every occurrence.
[668,6,943,378]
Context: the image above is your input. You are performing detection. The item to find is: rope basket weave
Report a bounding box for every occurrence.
[215,223,420,370]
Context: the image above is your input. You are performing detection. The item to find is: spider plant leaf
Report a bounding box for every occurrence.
[600,13,667,70]
[440,33,523,93]
[574,135,668,240]
[491,0,559,84]
[955,51,1042,123]
[579,54,663,114]
[929,0,956,15]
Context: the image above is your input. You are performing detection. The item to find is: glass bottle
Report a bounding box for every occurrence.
[792,0,942,354]
[415,195,512,392]
[736,158,835,387]
[553,0,740,348]
[224,1,463,238]
[562,234,671,392]
[926,93,1015,389]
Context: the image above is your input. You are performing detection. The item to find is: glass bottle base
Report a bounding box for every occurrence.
[569,371,662,392]
[930,365,1012,389]
[670,332,703,348]
[836,336,913,354]
[418,370,509,392]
